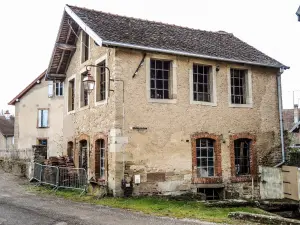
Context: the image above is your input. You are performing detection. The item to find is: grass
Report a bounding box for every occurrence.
[27,185,267,224]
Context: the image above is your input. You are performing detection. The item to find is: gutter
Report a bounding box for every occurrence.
[275,67,285,167]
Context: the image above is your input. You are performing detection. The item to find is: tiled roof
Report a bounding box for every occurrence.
[67,5,287,69]
[0,116,14,136]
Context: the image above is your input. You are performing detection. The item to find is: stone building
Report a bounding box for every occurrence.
[46,5,288,198]
[9,71,64,156]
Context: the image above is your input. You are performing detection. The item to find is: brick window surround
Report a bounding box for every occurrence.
[191,132,222,184]
[92,133,108,182]
[75,134,89,168]
[230,133,257,182]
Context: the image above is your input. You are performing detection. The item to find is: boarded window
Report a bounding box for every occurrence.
[96,61,106,102]
[95,139,105,180]
[196,138,214,177]
[234,139,251,175]
[68,79,75,111]
[230,68,247,104]
[38,109,48,128]
[150,59,171,99]
[193,64,211,102]
[81,31,89,63]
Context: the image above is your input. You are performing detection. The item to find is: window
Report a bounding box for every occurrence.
[95,139,105,180]
[196,138,214,177]
[38,109,48,128]
[230,68,248,104]
[81,31,89,63]
[80,72,89,107]
[48,81,54,98]
[96,61,106,102]
[234,139,251,175]
[150,59,171,99]
[55,82,64,96]
[79,140,87,170]
[38,139,47,146]
[67,141,74,158]
[193,64,212,102]
[68,79,75,111]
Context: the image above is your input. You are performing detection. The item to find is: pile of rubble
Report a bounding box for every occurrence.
[44,156,74,167]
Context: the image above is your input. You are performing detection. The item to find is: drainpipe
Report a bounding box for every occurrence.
[275,67,285,167]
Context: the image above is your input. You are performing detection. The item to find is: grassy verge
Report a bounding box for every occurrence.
[27,185,267,224]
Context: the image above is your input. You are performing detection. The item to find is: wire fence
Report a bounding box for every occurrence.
[31,163,87,195]
[0,148,33,161]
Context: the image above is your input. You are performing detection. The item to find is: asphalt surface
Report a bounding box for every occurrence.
[0,171,215,225]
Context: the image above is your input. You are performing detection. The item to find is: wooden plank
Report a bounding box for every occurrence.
[55,43,76,51]
[282,166,299,201]
[47,74,66,78]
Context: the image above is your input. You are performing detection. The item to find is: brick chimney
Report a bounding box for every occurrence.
[294,104,299,124]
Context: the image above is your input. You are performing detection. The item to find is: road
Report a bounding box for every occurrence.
[0,171,214,225]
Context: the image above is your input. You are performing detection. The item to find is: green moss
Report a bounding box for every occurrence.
[27,185,267,224]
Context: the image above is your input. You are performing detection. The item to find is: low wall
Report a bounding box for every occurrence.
[0,159,33,178]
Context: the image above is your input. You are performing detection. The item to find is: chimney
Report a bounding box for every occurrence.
[294,104,299,124]
[4,110,10,120]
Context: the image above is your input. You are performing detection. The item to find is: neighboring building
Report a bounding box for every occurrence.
[296,6,300,21]
[0,112,14,149]
[46,5,288,198]
[8,71,64,156]
[287,105,300,145]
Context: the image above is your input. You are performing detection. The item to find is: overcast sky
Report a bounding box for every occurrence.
[1,0,299,114]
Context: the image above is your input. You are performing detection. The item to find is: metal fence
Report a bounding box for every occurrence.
[32,163,87,195]
[0,148,33,161]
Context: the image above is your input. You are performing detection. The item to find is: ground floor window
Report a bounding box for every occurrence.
[234,138,251,175]
[38,139,47,146]
[79,140,87,170]
[196,138,214,177]
[95,139,105,180]
[67,141,74,159]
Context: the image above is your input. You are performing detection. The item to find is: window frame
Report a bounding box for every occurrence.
[189,62,217,106]
[79,71,89,108]
[228,66,253,108]
[230,133,257,182]
[55,81,64,96]
[37,108,49,128]
[146,55,177,104]
[67,75,76,113]
[94,55,108,106]
[191,133,222,184]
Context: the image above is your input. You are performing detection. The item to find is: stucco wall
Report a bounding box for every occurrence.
[114,49,281,197]
[0,134,13,149]
[14,80,64,156]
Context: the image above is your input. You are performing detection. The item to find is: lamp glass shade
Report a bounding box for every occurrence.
[83,75,95,92]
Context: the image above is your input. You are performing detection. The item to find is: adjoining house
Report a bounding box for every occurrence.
[0,111,14,150]
[45,5,288,198]
[283,105,300,146]
[8,71,64,157]
[296,6,300,21]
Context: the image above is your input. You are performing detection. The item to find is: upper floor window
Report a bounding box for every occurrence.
[80,72,89,107]
[68,78,75,112]
[193,64,212,102]
[81,31,89,63]
[196,138,214,177]
[150,59,172,99]
[38,109,48,128]
[234,139,251,175]
[96,61,106,102]
[55,82,64,96]
[230,68,252,106]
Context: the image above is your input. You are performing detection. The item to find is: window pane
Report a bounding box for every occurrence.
[234,139,251,175]
[231,69,247,104]
[208,167,214,176]
[193,64,211,102]
[196,138,215,177]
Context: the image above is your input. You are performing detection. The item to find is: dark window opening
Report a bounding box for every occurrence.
[68,79,75,111]
[231,68,247,104]
[196,138,214,177]
[193,64,211,102]
[55,82,64,96]
[234,138,251,175]
[67,141,74,159]
[197,188,222,200]
[79,140,88,170]
[81,72,88,107]
[82,31,89,63]
[150,59,171,99]
[96,61,106,102]
[95,139,105,180]
[38,139,47,146]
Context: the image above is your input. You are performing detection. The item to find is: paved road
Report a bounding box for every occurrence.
[0,171,214,225]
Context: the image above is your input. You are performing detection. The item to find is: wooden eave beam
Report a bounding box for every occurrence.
[55,43,76,51]
[47,74,66,78]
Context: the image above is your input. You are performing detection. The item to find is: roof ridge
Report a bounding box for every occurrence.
[66,4,234,36]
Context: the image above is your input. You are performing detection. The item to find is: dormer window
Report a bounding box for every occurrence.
[81,31,90,63]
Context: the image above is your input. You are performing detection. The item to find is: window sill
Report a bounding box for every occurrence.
[37,127,49,129]
[148,98,177,104]
[78,105,89,112]
[192,177,223,184]
[95,99,108,106]
[229,103,253,108]
[230,175,255,183]
[190,101,217,106]
[67,110,75,115]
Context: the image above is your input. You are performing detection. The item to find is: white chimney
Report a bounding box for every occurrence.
[294,104,299,124]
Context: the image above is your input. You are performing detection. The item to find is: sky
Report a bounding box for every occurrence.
[0,0,299,114]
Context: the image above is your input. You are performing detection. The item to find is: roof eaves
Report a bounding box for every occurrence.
[8,70,46,105]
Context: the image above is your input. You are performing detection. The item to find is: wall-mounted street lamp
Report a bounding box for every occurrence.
[84,64,111,94]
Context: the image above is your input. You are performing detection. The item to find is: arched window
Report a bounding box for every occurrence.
[67,141,74,158]
[95,139,105,180]
[79,140,88,170]
[234,138,251,175]
[196,138,214,177]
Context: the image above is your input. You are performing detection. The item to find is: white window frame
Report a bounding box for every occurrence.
[79,68,89,109]
[94,55,108,106]
[37,109,49,128]
[146,55,177,104]
[227,66,253,108]
[67,74,76,114]
[55,81,64,96]
[80,30,91,64]
[189,62,217,106]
